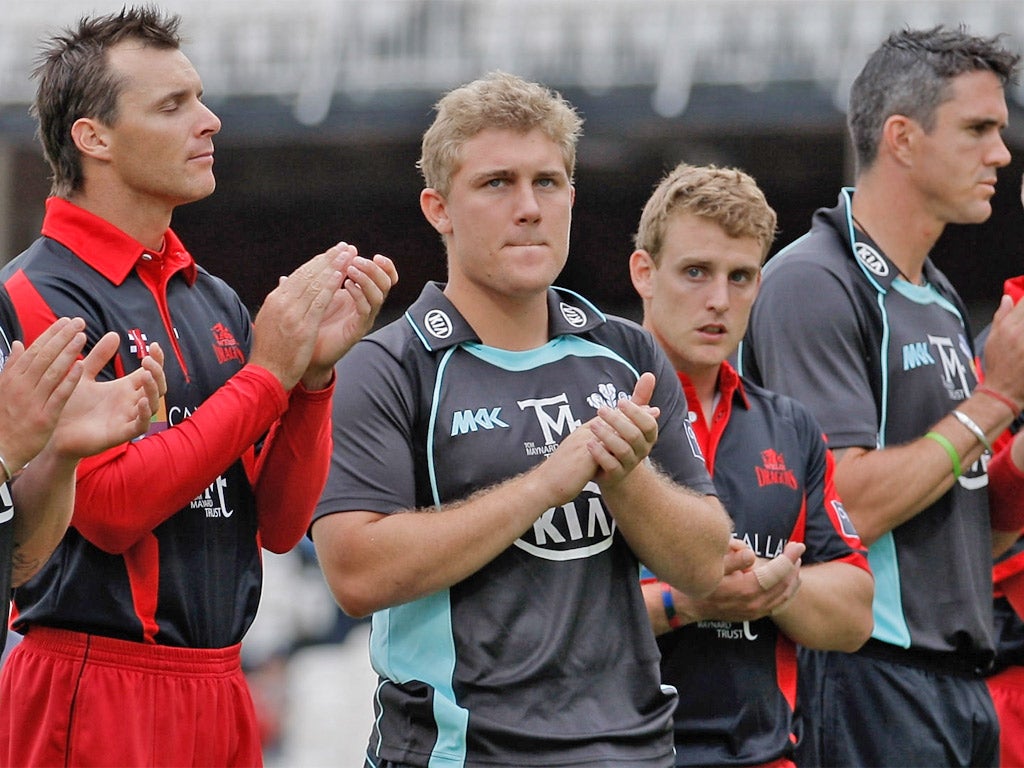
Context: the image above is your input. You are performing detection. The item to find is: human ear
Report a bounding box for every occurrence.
[70,117,111,161]
[420,188,452,235]
[628,249,656,300]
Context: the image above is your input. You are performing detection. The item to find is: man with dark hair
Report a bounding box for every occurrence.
[742,25,1024,767]
[312,71,732,767]
[0,6,397,766]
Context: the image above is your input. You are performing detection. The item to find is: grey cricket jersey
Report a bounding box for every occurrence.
[740,188,993,665]
[316,282,714,767]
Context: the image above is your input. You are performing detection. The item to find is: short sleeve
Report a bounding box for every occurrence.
[745,258,878,450]
[314,338,418,521]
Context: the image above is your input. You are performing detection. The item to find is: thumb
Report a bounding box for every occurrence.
[753,553,796,591]
[993,294,1015,325]
[631,372,656,407]
[783,541,806,563]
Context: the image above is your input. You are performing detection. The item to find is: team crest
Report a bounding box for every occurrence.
[755,448,797,489]
[211,323,245,365]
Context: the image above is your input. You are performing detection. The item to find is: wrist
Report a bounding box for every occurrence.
[660,581,683,629]
[975,384,1022,418]
[989,446,1024,532]
[298,368,336,393]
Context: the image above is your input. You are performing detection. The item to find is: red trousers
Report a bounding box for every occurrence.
[0,627,262,767]
[988,665,1024,768]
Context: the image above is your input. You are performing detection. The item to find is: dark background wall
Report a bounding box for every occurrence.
[7,84,1024,333]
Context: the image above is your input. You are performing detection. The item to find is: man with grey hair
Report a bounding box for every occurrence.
[312,71,732,767]
[742,25,1024,767]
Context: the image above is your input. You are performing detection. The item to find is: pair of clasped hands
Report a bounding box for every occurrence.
[0,240,398,478]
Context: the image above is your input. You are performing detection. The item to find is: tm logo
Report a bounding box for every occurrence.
[451,407,509,436]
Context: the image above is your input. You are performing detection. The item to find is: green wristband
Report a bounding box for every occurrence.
[924,431,961,479]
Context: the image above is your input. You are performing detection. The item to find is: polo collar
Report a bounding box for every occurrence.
[821,188,942,294]
[676,360,750,414]
[40,197,197,286]
[404,281,607,352]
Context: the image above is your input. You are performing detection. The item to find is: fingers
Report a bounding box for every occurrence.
[273,243,351,321]
[339,255,394,316]
[630,372,656,408]
[724,539,756,575]
[752,547,803,591]
[144,342,167,397]
[19,318,88,407]
[81,331,121,380]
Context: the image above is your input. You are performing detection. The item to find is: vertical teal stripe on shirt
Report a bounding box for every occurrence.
[870,292,911,646]
[866,533,911,647]
[370,593,469,766]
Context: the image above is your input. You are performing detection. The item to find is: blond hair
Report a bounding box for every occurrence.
[418,71,583,196]
[634,163,777,263]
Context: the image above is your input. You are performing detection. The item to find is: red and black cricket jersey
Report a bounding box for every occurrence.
[0,289,19,652]
[2,197,331,648]
[655,363,869,766]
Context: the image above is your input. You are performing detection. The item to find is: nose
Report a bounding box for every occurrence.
[706,276,730,313]
[199,101,222,137]
[988,133,1011,168]
[515,182,541,223]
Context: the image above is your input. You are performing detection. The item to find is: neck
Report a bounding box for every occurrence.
[69,187,173,252]
[852,175,943,285]
[444,284,550,350]
[680,362,720,422]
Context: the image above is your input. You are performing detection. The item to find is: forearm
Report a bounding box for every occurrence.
[607,462,731,599]
[988,431,1024,557]
[73,365,288,553]
[772,562,874,651]
[9,447,78,586]
[836,392,1013,545]
[313,466,577,618]
[253,378,334,553]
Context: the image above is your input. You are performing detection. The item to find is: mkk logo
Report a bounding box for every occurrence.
[451,407,509,436]
[902,342,936,371]
[211,323,245,365]
[514,481,616,561]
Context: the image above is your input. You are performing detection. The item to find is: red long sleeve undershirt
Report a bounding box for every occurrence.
[71,364,333,554]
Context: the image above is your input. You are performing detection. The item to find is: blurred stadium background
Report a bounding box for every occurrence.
[3,0,1024,763]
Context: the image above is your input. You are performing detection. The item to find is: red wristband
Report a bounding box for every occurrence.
[976,385,1021,418]
[988,446,1024,532]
